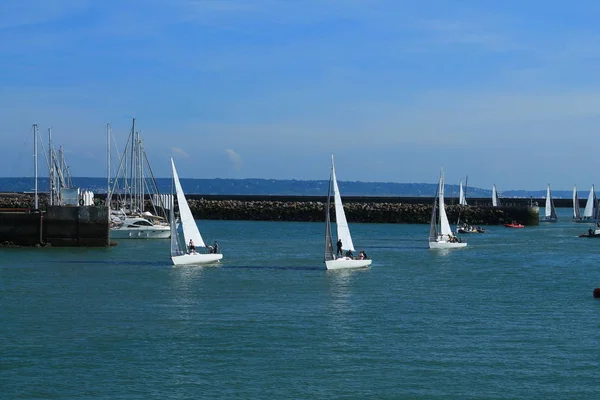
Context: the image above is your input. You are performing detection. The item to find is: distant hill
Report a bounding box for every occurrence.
[0,177,578,198]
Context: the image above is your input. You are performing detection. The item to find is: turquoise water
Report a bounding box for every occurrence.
[2,207,599,399]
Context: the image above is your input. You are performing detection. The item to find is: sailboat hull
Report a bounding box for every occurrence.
[171,253,223,266]
[429,240,467,249]
[573,217,598,223]
[540,217,557,222]
[111,226,171,239]
[325,258,371,270]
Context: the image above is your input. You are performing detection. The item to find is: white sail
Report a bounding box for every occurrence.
[438,172,453,236]
[331,155,355,252]
[459,180,467,206]
[545,184,552,218]
[492,184,499,207]
[573,185,580,219]
[171,158,206,248]
[582,185,596,218]
[429,170,466,249]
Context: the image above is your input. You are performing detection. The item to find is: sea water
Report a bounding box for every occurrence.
[1,207,599,399]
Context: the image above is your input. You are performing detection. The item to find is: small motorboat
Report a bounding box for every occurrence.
[505,222,525,228]
[579,228,600,238]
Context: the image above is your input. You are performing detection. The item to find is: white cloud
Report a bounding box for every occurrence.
[225,149,242,171]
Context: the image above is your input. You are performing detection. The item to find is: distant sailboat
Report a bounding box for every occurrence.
[540,184,557,222]
[429,170,467,249]
[459,178,467,206]
[572,185,581,221]
[324,155,372,270]
[492,184,500,207]
[581,185,597,222]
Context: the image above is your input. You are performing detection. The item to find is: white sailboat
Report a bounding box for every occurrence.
[324,155,371,270]
[458,179,467,206]
[170,158,222,266]
[580,185,597,222]
[540,183,557,222]
[572,185,581,221]
[491,184,500,207]
[429,170,467,249]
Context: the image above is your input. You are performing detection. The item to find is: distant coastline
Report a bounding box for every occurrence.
[0,177,580,199]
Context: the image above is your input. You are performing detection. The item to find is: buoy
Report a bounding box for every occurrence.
[593,288,600,298]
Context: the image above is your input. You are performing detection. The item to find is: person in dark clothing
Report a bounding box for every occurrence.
[336,239,343,257]
[345,249,354,259]
[212,241,219,254]
[188,239,195,253]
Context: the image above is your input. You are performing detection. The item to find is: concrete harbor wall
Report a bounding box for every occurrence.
[0,194,110,247]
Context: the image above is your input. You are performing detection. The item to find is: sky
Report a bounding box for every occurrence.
[1,0,600,191]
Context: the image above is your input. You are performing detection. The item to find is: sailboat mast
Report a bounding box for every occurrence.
[33,124,39,210]
[128,118,135,211]
[106,123,111,200]
[324,160,334,261]
[48,127,54,206]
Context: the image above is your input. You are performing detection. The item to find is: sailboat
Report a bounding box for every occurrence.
[572,185,581,222]
[324,155,371,270]
[458,178,468,206]
[170,158,223,266]
[577,185,598,223]
[429,170,467,249]
[491,184,500,207]
[540,183,557,222]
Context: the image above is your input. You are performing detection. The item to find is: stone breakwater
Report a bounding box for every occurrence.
[187,199,539,225]
[0,194,539,225]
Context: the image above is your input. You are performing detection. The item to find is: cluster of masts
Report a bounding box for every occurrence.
[30,124,77,209]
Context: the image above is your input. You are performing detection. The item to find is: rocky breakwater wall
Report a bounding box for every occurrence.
[186,198,540,225]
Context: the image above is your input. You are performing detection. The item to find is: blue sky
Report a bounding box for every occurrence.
[1,0,599,191]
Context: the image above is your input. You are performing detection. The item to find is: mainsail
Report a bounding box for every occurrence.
[438,172,452,236]
[331,155,355,252]
[573,185,581,219]
[324,169,335,262]
[428,193,438,242]
[545,184,557,219]
[169,200,184,257]
[171,158,206,248]
[583,185,597,218]
[459,180,467,206]
[492,184,500,207]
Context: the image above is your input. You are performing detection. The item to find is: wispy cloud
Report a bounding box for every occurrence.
[172,147,189,158]
[225,149,242,172]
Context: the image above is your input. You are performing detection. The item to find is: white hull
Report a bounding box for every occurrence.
[573,217,598,223]
[171,253,223,266]
[111,226,171,239]
[325,258,372,270]
[429,240,468,249]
